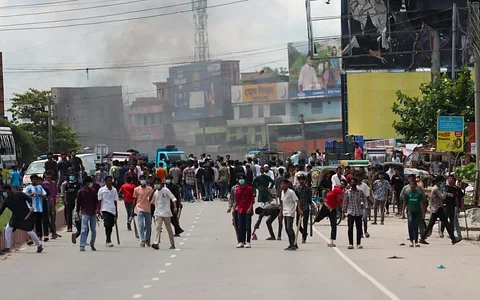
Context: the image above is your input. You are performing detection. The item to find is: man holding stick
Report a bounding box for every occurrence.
[0,184,44,254]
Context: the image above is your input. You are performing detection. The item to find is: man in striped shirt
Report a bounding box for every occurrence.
[343,177,365,249]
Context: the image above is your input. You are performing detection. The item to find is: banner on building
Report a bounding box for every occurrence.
[437,116,464,152]
[169,61,224,121]
[231,83,288,104]
[288,40,342,99]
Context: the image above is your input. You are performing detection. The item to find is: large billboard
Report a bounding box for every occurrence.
[288,40,342,99]
[347,72,431,139]
[231,83,288,104]
[341,0,469,70]
[169,61,223,121]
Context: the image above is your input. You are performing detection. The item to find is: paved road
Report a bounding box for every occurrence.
[0,200,479,300]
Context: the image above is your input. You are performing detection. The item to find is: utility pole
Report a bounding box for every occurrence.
[193,0,210,61]
[47,95,53,152]
[468,1,480,205]
[299,113,307,157]
[452,2,457,81]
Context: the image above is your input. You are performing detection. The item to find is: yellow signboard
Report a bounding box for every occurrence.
[347,72,431,139]
[437,116,464,152]
[243,83,277,102]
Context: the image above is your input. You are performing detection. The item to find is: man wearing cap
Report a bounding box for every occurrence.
[264,164,275,181]
[253,167,274,205]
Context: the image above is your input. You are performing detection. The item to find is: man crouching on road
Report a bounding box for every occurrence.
[254,203,282,241]
[234,174,255,249]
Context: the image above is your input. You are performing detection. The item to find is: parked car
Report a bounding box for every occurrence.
[22,159,47,186]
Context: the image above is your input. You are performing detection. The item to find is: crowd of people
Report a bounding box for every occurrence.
[0,150,467,254]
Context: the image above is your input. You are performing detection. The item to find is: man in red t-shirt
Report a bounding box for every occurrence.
[234,174,255,248]
[354,142,363,160]
[119,176,136,230]
[314,179,347,247]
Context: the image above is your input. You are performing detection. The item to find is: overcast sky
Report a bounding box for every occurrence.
[0,0,340,114]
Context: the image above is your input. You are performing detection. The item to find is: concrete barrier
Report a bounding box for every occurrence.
[0,207,66,249]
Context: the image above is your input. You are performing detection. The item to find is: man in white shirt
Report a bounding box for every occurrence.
[278,179,300,251]
[264,164,275,181]
[151,178,177,250]
[98,176,118,247]
[331,167,346,190]
[355,173,372,238]
[298,56,318,91]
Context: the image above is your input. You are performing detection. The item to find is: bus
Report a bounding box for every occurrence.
[0,127,17,168]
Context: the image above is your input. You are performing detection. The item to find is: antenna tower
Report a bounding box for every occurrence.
[193,0,210,61]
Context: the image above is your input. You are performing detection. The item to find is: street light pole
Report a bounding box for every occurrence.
[299,113,306,157]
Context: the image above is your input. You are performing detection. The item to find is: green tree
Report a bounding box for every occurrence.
[7,88,80,157]
[392,69,474,144]
[0,118,35,163]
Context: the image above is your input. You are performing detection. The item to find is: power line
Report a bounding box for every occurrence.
[5,58,287,104]
[0,0,123,9]
[3,42,293,67]
[0,0,249,32]
[0,0,146,18]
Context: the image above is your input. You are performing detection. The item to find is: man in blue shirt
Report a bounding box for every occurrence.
[10,166,21,191]
[23,174,48,242]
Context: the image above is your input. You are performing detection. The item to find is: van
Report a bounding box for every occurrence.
[22,159,47,185]
[77,153,96,176]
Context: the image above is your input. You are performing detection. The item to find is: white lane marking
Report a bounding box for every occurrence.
[165,262,172,267]
[180,242,184,245]
[183,238,188,241]
[170,254,176,258]
[187,233,191,236]
[194,221,198,224]
[133,294,142,299]
[144,285,151,289]
[175,248,180,252]
[152,277,159,281]
[189,229,193,232]
[191,225,195,228]
[196,217,200,219]
[313,227,401,300]
[158,270,166,274]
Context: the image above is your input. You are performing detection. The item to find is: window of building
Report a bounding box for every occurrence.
[242,127,248,134]
[311,101,323,114]
[230,135,236,142]
[291,103,298,116]
[229,127,236,134]
[239,105,253,118]
[136,115,144,127]
[155,113,162,124]
[258,104,264,117]
[255,126,262,133]
[255,135,262,143]
[270,103,286,116]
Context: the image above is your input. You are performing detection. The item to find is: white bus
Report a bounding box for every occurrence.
[0,126,17,169]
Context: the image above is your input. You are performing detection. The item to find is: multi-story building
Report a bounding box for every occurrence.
[229,82,342,154]
[51,86,128,151]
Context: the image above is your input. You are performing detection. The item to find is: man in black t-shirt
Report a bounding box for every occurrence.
[203,164,215,201]
[390,168,405,216]
[70,150,84,183]
[441,174,463,238]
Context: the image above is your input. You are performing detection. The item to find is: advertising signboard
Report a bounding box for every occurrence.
[437,116,464,152]
[341,0,469,70]
[288,40,341,99]
[169,61,223,121]
[230,83,288,103]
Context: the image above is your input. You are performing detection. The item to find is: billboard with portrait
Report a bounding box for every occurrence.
[169,61,223,121]
[341,0,469,70]
[288,40,342,99]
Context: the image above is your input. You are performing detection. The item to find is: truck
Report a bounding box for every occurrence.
[156,145,187,168]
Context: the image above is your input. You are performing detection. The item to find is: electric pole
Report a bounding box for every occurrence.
[47,95,53,152]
